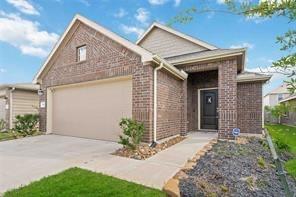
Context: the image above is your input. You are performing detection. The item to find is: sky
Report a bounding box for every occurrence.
[0,0,293,94]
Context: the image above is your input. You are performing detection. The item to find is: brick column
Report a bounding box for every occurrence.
[218,59,237,139]
[132,63,154,143]
[181,79,188,136]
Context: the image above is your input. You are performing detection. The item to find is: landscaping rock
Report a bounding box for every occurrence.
[179,137,296,196]
[113,136,186,160]
[163,178,180,197]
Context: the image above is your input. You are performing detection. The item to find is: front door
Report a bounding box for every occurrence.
[200,89,218,130]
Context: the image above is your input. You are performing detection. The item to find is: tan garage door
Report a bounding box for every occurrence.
[51,77,132,141]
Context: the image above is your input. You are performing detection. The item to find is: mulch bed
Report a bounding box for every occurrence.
[112,136,186,160]
[179,137,296,196]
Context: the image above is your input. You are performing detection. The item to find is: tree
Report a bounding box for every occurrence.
[266,103,289,124]
[225,0,296,93]
[169,0,296,93]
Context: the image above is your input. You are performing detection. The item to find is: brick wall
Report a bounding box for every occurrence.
[218,59,237,139]
[39,22,154,142]
[237,82,263,133]
[156,69,185,140]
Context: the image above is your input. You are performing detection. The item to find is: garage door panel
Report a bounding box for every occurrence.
[52,78,132,141]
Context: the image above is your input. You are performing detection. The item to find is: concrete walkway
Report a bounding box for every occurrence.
[80,132,217,189]
[0,132,216,193]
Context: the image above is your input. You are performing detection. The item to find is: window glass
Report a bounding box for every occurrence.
[77,45,86,61]
[278,94,283,101]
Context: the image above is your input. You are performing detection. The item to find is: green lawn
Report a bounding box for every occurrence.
[0,131,42,141]
[0,132,17,141]
[4,168,166,197]
[265,124,296,178]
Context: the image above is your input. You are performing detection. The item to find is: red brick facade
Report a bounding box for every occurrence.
[38,20,263,142]
[237,82,263,134]
[39,22,155,142]
[156,69,185,140]
[218,59,238,139]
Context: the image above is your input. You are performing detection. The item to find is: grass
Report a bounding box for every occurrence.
[4,167,166,197]
[265,124,296,178]
[0,131,17,141]
[0,131,42,142]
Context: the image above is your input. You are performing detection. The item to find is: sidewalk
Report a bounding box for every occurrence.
[80,132,217,189]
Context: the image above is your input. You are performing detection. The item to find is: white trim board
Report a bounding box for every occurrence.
[197,87,218,131]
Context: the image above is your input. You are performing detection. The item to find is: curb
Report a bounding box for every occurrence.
[162,138,218,196]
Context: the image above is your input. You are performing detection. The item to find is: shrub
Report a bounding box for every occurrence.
[275,140,290,151]
[257,156,266,169]
[14,114,39,136]
[118,118,144,150]
[0,119,6,131]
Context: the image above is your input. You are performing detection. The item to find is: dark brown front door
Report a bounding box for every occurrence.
[200,89,218,130]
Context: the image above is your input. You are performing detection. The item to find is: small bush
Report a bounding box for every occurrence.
[257,156,266,169]
[275,140,290,151]
[0,119,6,131]
[14,114,39,136]
[118,118,144,150]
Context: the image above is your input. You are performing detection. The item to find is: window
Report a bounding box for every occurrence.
[77,45,86,62]
[278,94,283,101]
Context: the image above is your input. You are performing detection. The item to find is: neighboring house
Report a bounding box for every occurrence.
[280,94,296,126]
[264,83,291,107]
[34,15,271,143]
[0,83,39,129]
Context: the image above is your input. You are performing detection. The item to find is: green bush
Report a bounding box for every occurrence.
[275,140,290,151]
[14,114,39,136]
[0,119,6,131]
[118,118,144,150]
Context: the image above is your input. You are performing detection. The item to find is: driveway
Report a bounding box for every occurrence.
[0,132,217,193]
[0,135,120,193]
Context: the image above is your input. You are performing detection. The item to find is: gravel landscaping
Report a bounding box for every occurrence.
[179,137,296,196]
[113,136,185,160]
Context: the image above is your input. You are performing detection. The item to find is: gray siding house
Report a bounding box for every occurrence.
[0,83,39,129]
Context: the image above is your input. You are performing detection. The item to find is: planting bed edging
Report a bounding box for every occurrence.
[163,138,218,196]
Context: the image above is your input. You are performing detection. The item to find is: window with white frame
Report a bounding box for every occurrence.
[278,93,284,101]
[77,45,86,62]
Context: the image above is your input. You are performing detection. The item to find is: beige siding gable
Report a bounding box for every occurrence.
[0,98,6,120]
[139,27,208,58]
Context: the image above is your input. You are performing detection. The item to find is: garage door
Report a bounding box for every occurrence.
[51,77,132,141]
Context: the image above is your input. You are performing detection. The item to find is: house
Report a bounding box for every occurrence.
[280,94,296,126]
[0,83,39,130]
[33,14,271,143]
[264,83,291,107]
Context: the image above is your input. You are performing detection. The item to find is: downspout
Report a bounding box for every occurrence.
[150,62,163,147]
[9,87,15,129]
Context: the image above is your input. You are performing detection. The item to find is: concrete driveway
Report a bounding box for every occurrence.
[0,132,217,193]
[0,135,120,193]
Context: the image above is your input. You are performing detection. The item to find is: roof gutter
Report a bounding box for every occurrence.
[152,55,188,80]
[280,95,296,103]
[237,76,271,83]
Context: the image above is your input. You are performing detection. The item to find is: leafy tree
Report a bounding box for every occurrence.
[169,0,296,93]
[225,0,296,93]
[266,103,289,124]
